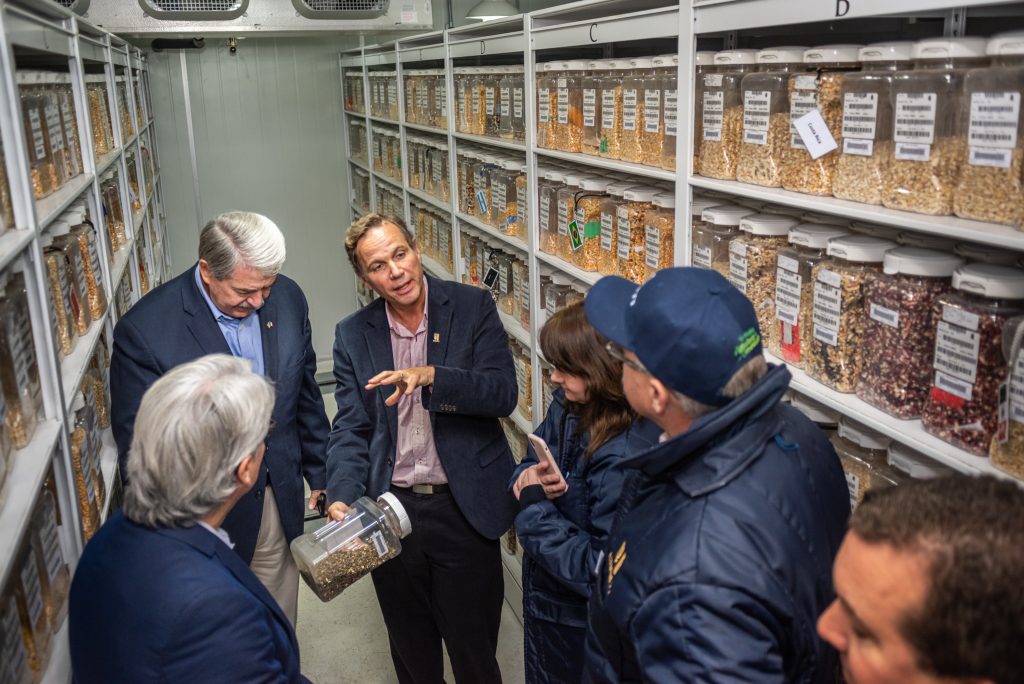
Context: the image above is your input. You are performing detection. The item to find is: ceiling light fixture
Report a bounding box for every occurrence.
[466,0,517,21]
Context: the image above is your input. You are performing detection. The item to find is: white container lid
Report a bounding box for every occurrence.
[838,416,890,450]
[694,51,716,66]
[803,211,850,227]
[714,49,759,66]
[562,60,590,71]
[562,172,584,187]
[887,442,952,479]
[40,232,54,248]
[603,59,633,71]
[954,241,1021,266]
[896,231,956,252]
[788,223,850,249]
[702,204,754,226]
[856,41,913,62]
[952,264,1024,299]
[543,169,566,182]
[500,158,524,172]
[551,274,571,286]
[623,186,660,202]
[803,44,863,64]
[51,219,71,236]
[913,37,988,60]
[605,180,633,196]
[64,207,86,225]
[378,492,412,537]
[987,31,1024,57]
[756,46,808,64]
[882,247,963,277]
[827,235,897,263]
[691,197,722,217]
[629,58,654,69]
[739,213,798,236]
[789,392,840,424]
[653,193,675,209]
[589,59,611,70]
[577,177,606,192]
[653,55,679,68]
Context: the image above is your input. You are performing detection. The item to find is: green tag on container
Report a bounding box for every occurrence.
[568,220,583,251]
[584,220,602,239]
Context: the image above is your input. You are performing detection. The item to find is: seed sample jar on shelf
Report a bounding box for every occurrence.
[538,168,564,256]
[494,249,516,315]
[954,33,1024,227]
[617,186,659,284]
[695,204,751,279]
[430,70,448,128]
[86,75,114,157]
[571,177,607,272]
[116,76,133,138]
[430,142,450,203]
[597,181,630,275]
[31,489,70,632]
[55,75,83,181]
[643,193,676,281]
[807,235,897,393]
[772,223,850,365]
[13,542,50,676]
[857,248,963,419]
[620,58,654,164]
[344,72,365,113]
[493,159,524,239]
[688,196,720,269]
[18,72,61,199]
[883,38,989,216]
[473,155,496,226]
[42,233,74,359]
[499,66,524,141]
[536,62,559,149]
[780,45,862,196]
[736,46,809,187]
[483,68,502,138]
[697,50,759,180]
[385,71,399,120]
[690,51,716,172]
[455,67,472,133]
[833,418,902,510]
[512,255,528,321]
[52,220,93,337]
[598,60,631,159]
[554,61,587,153]
[544,275,573,323]
[641,56,668,168]
[833,42,914,204]
[0,267,42,449]
[923,264,1024,457]
[70,391,100,540]
[554,174,583,262]
[582,60,608,156]
[456,148,477,215]
[71,203,108,322]
[730,214,798,351]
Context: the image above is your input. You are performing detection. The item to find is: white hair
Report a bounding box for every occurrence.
[123,354,275,528]
[198,211,286,279]
[670,355,769,418]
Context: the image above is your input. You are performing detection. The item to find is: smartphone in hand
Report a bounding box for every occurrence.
[527,434,567,492]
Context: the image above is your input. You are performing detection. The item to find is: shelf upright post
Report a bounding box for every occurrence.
[362,46,376,214]
[444,29,463,283]
[0,6,38,235]
[396,45,413,235]
[523,12,542,429]
[676,1,696,268]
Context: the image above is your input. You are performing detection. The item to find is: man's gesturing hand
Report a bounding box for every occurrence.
[365,366,436,406]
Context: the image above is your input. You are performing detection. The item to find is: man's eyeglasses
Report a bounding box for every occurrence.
[605,342,647,375]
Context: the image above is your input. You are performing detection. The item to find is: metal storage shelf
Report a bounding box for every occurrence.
[349,158,370,173]
[41,615,70,684]
[421,254,454,281]
[37,174,95,231]
[498,310,531,348]
[371,170,404,189]
[509,408,533,435]
[534,251,602,286]
[536,149,676,182]
[60,316,107,413]
[456,212,528,253]
[0,228,35,275]
[407,187,452,214]
[368,115,400,126]
[96,148,121,176]
[403,121,448,135]
[453,132,526,153]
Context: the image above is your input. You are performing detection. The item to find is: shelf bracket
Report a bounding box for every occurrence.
[943,7,967,37]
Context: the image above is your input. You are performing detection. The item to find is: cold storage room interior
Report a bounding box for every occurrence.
[2,0,1024,682]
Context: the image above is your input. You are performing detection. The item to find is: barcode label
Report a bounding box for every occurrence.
[703,90,724,140]
[538,89,550,123]
[894,93,937,144]
[21,555,43,625]
[601,89,616,129]
[935,370,973,401]
[1,599,29,684]
[813,280,842,346]
[557,87,569,124]
[370,530,388,557]
[644,89,661,133]
[777,254,799,273]
[730,249,749,294]
[775,268,802,324]
[28,108,46,160]
[934,320,980,384]
[583,88,597,127]
[704,74,724,87]
[1010,355,1024,422]
[40,499,64,582]
[513,87,522,119]
[693,245,712,268]
[744,130,767,145]
[743,90,771,140]
[842,93,878,140]
[616,208,630,259]
[869,302,900,328]
[664,89,678,137]
[969,146,1013,169]
[557,201,569,236]
[623,89,638,132]
[539,195,550,228]
[46,103,64,152]
[968,91,1020,149]
[789,91,818,150]
[895,142,931,161]
[645,225,660,268]
[601,212,614,251]
[843,138,875,156]
[942,305,980,331]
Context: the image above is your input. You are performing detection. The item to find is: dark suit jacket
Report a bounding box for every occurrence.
[327,275,518,539]
[69,512,309,683]
[110,265,329,562]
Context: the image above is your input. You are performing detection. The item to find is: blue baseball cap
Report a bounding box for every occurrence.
[584,268,762,406]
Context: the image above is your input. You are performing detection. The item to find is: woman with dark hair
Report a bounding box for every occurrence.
[511,302,659,683]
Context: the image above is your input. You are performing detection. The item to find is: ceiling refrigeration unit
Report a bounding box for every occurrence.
[71,0,433,36]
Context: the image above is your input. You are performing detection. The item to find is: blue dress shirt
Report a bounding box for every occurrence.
[194,265,265,376]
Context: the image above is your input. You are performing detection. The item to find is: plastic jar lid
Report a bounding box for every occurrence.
[896,231,956,252]
[803,211,850,227]
[739,213,798,236]
[695,51,716,66]
[653,193,675,209]
[603,59,633,71]
[837,417,890,450]
[827,235,897,263]
[691,197,721,217]
[789,392,840,425]
[788,223,850,249]
[887,442,952,479]
[378,491,412,537]
[702,204,754,226]
[954,241,1021,266]
[882,247,964,277]
[51,219,71,236]
[913,37,988,60]
[499,158,524,171]
[859,42,915,62]
[605,180,633,196]
[40,232,54,248]
[589,59,611,70]
[541,61,561,72]
[543,169,566,182]
[551,274,571,286]
[622,186,660,202]
[714,49,759,66]
[562,173,584,187]
[562,60,589,71]
[803,44,863,64]
[654,55,679,68]
[756,46,808,64]
[64,207,86,225]
[952,263,1024,299]
[629,58,654,69]
[987,31,1024,56]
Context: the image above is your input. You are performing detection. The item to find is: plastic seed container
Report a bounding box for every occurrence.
[572,177,608,272]
[555,173,583,262]
[538,168,563,256]
[698,50,758,180]
[292,493,411,602]
[616,186,659,284]
[833,418,902,510]
[0,267,42,449]
[18,72,61,199]
[555,61,587,153]
[695,204,752,280]
[55,75,83,181]
[536,62,559,149]
[643,193,676,281]
[493,159,525,239]
[86,75,114,157]
[42,233,75,359]
[597,181,631,275]
[598,60,631,159]
[690,51,717,172]
[857,248,963,419]
[730,213,798,352]
[582,60,608,155]
[51,220,92,337]
[620,58,654,164]
[688,196,721,270]
[13,542,50,677]
[923,264,1024,457]
[657,54,680,171]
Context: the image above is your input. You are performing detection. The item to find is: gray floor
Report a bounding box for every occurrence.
[297,390,526,684]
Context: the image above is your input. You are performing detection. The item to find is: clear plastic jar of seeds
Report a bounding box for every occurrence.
[597,181,631,276]
[494,249,516,315]
[691,51,717,172]
[697,50,759,180]
[833,418,901,510]
[581,60,608,155]
[954,33,1024,227]
[344,72,364,113]
[688,196,720,270]
[512,255,528,321]
[620,59,653,164]
[773,223,850,365]
[52,220,93,337]
[657,54,679,171]
[696,204,752,279]
[432,142,450,202]
[499,66,523,140]
[456,148,477,215]
[736,46,809,187]
[544,275,573,322]
[923,264,1024,457]
[0,267,42,449]
[55,75,83,181]
[455,67,472,133]
[555,173,583,262]
[617,186,659,284]
[883,38,989,215]
[30,489,70,632]
[473,155,496,225]
[41,232,74,359]
[70,391,100,540]
[13,541,50,676]
[780,45,862,196]
[833,42,914,204]
[494,159,525,239]
[857,247,963,419]
[598,60,631,159]
[730,214,798,351]
[483,68,502,138]
[538,168,564,256]
[572,177,607,272]
[536,62,559,149]
[643,193,676,281]
[807,235,897,392]
[992,312,1024,477]
[86,75,114,157]
[554,61,587,153]
[18,72,61,199]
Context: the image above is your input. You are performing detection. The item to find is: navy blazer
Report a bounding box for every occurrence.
[69,512,310,683]
[327,276,518,540]
[110,265,330,562]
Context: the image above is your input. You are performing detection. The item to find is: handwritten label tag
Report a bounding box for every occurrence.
[793,109,838,160]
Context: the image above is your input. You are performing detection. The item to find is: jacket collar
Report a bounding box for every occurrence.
[624,363,791,497]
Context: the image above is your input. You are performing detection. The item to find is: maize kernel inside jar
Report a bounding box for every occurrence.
[696,204,751,280]
[0,265,42,450]
[616,186,659,285]
[773,223,850,366]
[923,264,1024,457]
[954,33,1024,227]
[698,50,759,181]
[833,42,914,205]
[657,54,680,171]
[736,46,809,188]
[643,193,676,282]
[598,60,630,159]
[620,59,653,164]
[779,45,863,196]
[883,37,989,216]
[807,235,897,393]
[857,247,963,419]
[571,177,608,272]
[493,159,526,240]
[18,72,60,199]
[729,213,798,352]
[536,62,559,150]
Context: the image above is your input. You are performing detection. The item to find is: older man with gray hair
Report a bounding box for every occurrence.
[70,354,311,683]
[111,211,330,624]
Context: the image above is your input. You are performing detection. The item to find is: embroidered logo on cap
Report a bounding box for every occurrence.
[735,328,760,358]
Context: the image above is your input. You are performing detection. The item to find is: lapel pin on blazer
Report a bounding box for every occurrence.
[266,321,274,329]
[433,333,440,343]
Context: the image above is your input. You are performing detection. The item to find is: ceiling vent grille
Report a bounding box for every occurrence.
[292,0,388,19]
[139,0,247,20]
[51,0,90,13]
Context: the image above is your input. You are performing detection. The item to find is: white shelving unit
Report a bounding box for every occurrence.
[0,1,167,680]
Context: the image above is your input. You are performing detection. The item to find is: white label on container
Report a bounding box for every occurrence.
[934,320,980,384]
[540,194,550,228]
[789,91,818,149]
[517,183,527,226]
[513,87,523,119]
[500,86,510,117]
[645,225,660,268]
[7,306,34,392]
[794,74,817,91]
[370,530,388,557]
[28,108,46,160]
[664,89,678,137]
[600,212,614,251]
[1,599,28,683]
[935,370,973,401]
[794,109,839,159]
[20,555,43,626]
[968,91,1019,150]
[472,90,481,115]
[775,268,802,325]
[1010,356,1024,422]
[969,147,1013,168]
[583,88,597,127]
[845,471,860,511]
[644,89,661,133]
[494,181,507,214]
[432,156,443,184]
[557,201,569,236]
[894,92,937,145]
[730,249,749,294]
[387,81,397,106]
[538,88,550,123]
[601,89,616,129]
[557,87,569,124]
[40,499,64,582]
[46,103,64,152]
[812,280,842,346]
[869,302,900,329]
[842,92,878,141]
[942,305,980,331]
[693,245,712,268]
[777,254,799,274]
[704,74,724,88]
[703,90,724,141]
[499,265,509,294]
[623,89,638,132]
[816,268,842,289]
[616,207,630,259]
[521,280,530,313]
[895,142,931,161]
[743,89,771,146]
[843,138,875,156]
[486,87,496,116]
[439,83,448,116]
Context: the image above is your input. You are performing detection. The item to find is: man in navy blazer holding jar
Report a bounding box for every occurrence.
[327,213,518,684]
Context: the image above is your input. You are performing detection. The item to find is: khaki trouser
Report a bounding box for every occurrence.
[249,485,299,626]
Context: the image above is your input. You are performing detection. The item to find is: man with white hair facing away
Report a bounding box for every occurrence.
[69,354,311,683]
[110,211,330,624]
